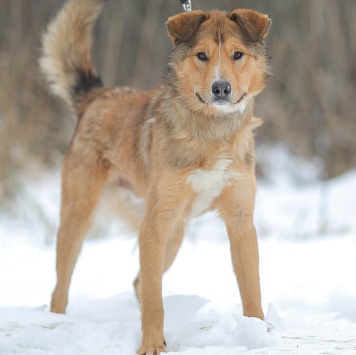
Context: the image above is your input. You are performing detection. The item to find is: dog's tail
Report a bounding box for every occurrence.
[40,0,105,112]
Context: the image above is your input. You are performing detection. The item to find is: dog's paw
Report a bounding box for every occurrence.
[137,345,165,355]
[138,339,166,355]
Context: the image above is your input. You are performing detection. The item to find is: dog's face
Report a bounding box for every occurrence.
[166,9,271,117]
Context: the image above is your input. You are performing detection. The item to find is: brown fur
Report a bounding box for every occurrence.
[40,1,271,354]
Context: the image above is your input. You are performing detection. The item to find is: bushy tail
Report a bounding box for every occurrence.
[40,0,105,111]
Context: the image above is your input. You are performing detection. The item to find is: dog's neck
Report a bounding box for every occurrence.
[154,85,257,168]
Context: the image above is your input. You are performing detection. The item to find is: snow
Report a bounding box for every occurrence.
[1,169,356,354]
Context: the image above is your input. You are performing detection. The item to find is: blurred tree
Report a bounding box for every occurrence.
[0,0,355,201]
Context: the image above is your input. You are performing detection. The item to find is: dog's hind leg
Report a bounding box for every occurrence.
[51,152,108,313]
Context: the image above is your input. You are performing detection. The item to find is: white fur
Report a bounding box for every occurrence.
[213,29,222,83]
[213,99,247,114]
[218,28,222,62]
[214,65,221,82]
[186,159,239,217]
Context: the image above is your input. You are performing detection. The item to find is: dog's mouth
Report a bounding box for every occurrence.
[196,92,206,104]
[195,92,246,107]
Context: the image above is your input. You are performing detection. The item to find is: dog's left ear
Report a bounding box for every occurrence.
[228,9,271,42]
[166,10,209,44]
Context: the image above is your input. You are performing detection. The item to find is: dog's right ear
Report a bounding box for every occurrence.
[166,10,209,44]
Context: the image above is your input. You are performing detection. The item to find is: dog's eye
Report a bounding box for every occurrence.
[233,51,244,60]
[196,52,208,61]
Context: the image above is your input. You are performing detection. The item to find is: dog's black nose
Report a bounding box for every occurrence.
[212,81,231,99]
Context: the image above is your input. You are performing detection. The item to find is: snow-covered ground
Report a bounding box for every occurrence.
[1,168,356,354]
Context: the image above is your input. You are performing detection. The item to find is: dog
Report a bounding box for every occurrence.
[40,0,271,354]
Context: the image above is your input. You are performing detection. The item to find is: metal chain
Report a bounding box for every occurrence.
[180,0,192,12]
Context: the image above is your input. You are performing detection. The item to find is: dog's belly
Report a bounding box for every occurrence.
[100,178,146,232]
[186,159,239,218]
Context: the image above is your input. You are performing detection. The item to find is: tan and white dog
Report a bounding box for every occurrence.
[40,0,271,354]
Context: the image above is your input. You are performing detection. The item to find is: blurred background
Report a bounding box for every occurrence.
[0,0,355,241]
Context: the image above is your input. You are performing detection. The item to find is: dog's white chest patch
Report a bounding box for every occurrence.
[186,159,237,217]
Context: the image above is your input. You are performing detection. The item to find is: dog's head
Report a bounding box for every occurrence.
[166,9,271,117]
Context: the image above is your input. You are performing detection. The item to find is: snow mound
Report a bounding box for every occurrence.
[0,295,281,355]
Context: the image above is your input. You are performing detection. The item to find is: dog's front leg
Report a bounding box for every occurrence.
[134,221,185,303]
[218,182,264,320]
[138,205,176,355]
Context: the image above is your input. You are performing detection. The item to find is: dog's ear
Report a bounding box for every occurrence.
[228,9,271,42]
[166,10,209,44]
